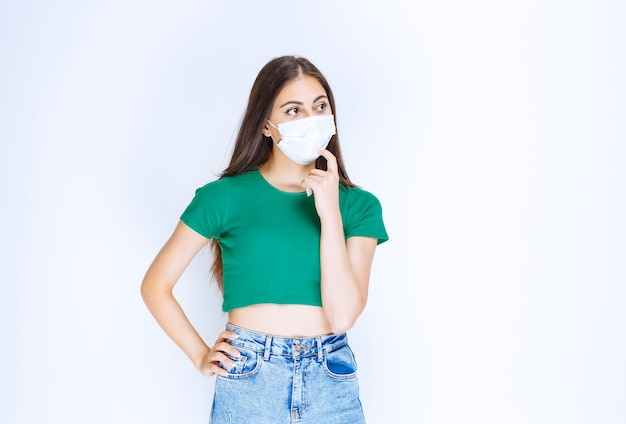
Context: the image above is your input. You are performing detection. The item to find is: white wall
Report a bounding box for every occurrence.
[1,1,624,423]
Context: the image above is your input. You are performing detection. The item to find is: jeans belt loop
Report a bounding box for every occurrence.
[316,337,323,363]
[263,335,272,361]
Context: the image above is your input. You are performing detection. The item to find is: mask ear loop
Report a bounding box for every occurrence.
[266,120,281,144]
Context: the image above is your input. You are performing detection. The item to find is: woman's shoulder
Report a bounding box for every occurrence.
[340,184,383,208]
[194,170,258,193]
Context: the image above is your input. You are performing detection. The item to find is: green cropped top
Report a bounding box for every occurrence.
[180,169,388,312]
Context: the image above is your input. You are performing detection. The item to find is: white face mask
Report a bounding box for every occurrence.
[268,115,336,165]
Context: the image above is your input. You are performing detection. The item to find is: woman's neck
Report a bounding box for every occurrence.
[258,153,315,193]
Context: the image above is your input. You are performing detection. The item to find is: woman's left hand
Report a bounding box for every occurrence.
[301,149,340,220]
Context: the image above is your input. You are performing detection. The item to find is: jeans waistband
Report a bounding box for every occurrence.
[225,323,348,361]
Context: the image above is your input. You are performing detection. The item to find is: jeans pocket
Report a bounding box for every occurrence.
[219,346,262,380]
[323,344,358,380]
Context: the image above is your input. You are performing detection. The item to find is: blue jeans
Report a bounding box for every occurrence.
[210,323,366,424]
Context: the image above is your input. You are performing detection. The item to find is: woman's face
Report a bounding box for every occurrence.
[263,75,333,141]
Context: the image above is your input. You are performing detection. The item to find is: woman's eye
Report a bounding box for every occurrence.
[316,102,328,112]
[286,107,299,116]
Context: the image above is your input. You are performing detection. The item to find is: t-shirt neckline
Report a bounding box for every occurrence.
[253,168,308,196]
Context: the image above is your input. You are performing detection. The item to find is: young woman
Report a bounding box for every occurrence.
[141,55,388,423]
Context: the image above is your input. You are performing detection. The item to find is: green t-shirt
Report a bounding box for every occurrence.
[180,169,388,312]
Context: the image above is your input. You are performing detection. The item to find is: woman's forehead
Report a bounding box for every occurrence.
[274,75,327,105]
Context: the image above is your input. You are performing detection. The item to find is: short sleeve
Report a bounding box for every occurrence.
[342,188,389,245]
[179,179,230,239]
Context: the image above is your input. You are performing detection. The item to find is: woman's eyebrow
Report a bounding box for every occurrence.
[312,95,328,103]
[279,95,328,109]
[279,100,303,108]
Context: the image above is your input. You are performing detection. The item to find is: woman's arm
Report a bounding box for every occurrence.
[302,150,378,334]
[320,228,377,334]
[140,221,239,376]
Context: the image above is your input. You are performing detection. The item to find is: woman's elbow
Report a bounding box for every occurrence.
[140,279,151,302]
[329,318,355,335]
[327,303,366,334]
[140,278,155,306]
[140,275,168,305]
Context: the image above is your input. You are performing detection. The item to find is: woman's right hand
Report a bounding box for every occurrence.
[197,331,241,377]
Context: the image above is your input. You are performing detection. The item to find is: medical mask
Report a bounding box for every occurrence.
[268,115,336,165]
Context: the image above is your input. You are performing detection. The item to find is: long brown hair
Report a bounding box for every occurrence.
[210,55,355,289]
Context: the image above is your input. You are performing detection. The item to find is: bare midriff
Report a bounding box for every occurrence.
[228,304,333,338]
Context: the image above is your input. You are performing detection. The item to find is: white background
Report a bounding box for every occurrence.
[1,1,625,423]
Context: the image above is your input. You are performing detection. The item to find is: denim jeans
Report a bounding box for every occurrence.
[209,323,366,424]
